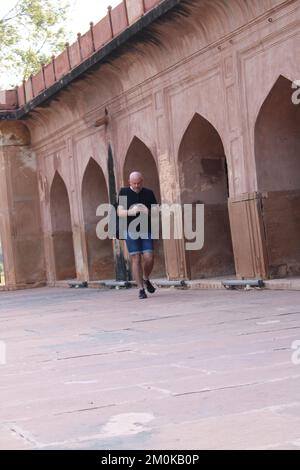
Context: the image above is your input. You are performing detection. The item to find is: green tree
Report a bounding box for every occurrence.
[0,0,71,87]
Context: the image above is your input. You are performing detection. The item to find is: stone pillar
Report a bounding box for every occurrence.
[67,137,89,282]
[0,121,46,289]
[228,192,269,279]
[154,90,187,280]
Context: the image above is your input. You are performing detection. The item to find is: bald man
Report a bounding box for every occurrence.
[118,172,158,299]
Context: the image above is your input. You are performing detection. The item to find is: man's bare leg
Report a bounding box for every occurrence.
[142,252,154,280]
[131,254,144,289]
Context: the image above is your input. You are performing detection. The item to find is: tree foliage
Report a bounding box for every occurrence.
[0,0,71,87]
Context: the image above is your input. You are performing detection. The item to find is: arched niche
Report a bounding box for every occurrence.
[50,172,76,280]
[82,158,114,280]
[178,113,235,279]
[255,75,300,278]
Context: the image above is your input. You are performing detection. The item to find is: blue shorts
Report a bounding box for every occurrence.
[125,232,154,256]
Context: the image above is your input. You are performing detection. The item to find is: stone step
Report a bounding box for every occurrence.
[46,277,300,292]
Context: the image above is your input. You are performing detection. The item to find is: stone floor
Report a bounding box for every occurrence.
[0,286,300,450]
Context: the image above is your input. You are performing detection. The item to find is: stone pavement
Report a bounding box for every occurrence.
[0,286,300,450]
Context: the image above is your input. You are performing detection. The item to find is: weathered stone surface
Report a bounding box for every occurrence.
[0,287,300,449]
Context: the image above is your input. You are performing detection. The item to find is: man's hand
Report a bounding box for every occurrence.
[118,204,149,217]
[136,204,149,214]
[129,204,148,216]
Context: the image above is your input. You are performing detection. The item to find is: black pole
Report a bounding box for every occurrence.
[107,144,130,281]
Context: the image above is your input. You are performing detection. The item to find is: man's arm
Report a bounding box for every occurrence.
[150,190,160,213]
[151,190,158,206]
[117,189,140,217]
[118,206,139,217]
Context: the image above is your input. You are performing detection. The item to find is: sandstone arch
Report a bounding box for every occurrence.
[178,113,234,279]
[50,172,76,280]
[255,75,300,278]
[82,158,114,280]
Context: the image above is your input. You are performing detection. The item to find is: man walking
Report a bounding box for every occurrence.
[117,172,158,299]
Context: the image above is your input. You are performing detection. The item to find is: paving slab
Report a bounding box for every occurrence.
[0,287,300,449]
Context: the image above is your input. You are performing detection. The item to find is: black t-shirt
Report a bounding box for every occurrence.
[118,187,158,232]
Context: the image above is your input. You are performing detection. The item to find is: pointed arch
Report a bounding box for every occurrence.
[255,75,300,192]
[254,73,297,126]
[177,112,224,158]
[254,75,300,278]
[82,158,108,218]
[179,113,229,203]
[178,113,234,279]
[81,158,114,280]
[50,172,76,280]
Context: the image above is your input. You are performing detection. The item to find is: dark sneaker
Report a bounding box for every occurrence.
[144,279,156,294]
[139,289,148,299]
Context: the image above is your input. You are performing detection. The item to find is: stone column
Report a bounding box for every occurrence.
[0,121,46,289]
[67,136,89,282]
[154,90,187,280]
[222,53,269,280]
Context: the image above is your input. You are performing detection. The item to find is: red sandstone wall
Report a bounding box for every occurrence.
[27,0,300,281]
[2,0,299,283]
